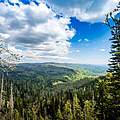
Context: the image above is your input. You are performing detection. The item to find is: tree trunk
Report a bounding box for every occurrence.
[0,73,4,111]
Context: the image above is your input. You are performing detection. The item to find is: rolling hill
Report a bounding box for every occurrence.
[7,63,107,87]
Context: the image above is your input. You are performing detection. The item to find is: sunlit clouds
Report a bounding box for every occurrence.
[0,2,75,62]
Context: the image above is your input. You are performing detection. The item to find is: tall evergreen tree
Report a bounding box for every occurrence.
[63,100,73,120]
[95,79,109,120]
[83,100,95,120]
[56,107,63,120]
[14,109,20,120]
[40,114,44,120]
[73,93,83,120]
[105,2,120,119]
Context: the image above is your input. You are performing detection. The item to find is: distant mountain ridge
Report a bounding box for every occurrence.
[16,62,107,76]
[36,62,108,75]
[7,62,108,88]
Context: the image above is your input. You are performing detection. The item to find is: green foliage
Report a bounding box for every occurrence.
[0,72,97,120]
[105,2,120,119]
[95,79,110,119]
[56,107,63,120]
[83,100,95,120]
[39,114,44,120]
[73,93,83,120]
[14,109,20,120]
[63,100,73,120]
[8,63,106,85]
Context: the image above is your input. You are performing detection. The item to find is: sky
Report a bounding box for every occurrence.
[0,0,119,64]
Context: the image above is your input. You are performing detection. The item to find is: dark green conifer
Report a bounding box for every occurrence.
[105,2,120,119]
[63,100,73,120]
[56,106,63,120]
[83,100,95,120]
[73,93,83,120]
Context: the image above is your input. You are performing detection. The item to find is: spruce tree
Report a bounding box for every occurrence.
[73,93,83,120]
[95,79,109,120]
[14,109,20,120]
[40,114,44,120]
[83,100,95,120]
[56,107,63,120]
[63,100,73,120]
[105,2,120,119]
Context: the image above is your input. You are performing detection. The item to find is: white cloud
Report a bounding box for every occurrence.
[100,49,106,52]
[48,0,119,21]
[112,0,119,3]
[0,33,10,39]
[0,3,75,62]
[76,50,80,53]
[78,39,82,42]
[0,16,6,25]
[84,38,89,42]
[78,38,89,42]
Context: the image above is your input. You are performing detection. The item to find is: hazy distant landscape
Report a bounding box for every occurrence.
[9,63,107,85]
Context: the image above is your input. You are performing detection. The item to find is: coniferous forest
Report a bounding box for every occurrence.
[0,1,120,120]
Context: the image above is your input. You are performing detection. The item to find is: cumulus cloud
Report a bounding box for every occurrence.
[0,3,75,62]
[0,33,10,39]
[48,0,119,21]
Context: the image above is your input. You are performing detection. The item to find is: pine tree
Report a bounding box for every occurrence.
[33,113,37,120]
[95,79,109,120]
[83,100,95,120]
[14,109,20,120]
[56,107,63,120]
[32,105,38,120]
[73,93,83,120]
[40,114,44,120]
[105,2,120,119]
[63,100,73,120]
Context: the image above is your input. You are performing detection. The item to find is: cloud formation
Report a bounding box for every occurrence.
[0,3,75,62]
[48,0,119,21]
[100,49,106,52]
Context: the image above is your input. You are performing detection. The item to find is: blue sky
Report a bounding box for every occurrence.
[0,0,119,64]
[68,17,111,64]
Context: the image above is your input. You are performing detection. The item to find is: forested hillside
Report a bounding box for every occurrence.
[0,63,108,120]
[0,65,97,120]
[43,63,107,75]
[6,63,107,87]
